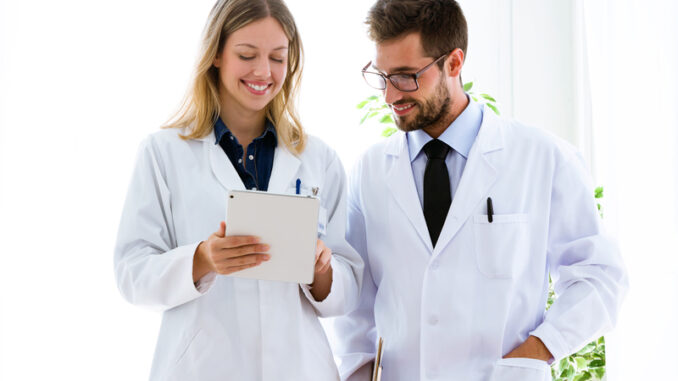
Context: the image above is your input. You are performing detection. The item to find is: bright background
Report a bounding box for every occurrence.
[1,0,676,380]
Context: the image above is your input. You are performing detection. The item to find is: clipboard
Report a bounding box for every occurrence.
[225,189,319,284]
[372,337,384,381]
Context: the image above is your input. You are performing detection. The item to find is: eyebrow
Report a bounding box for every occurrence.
[235,43,288,51]
[371,63,417,74]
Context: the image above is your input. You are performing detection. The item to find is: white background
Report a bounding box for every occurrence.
[1,1,676,380]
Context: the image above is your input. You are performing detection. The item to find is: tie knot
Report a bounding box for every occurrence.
[423,139,450,160]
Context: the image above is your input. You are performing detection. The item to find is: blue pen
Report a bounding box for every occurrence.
[295,178,301,194]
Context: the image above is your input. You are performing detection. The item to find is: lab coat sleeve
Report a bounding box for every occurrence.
[300,152,364,317]
[114,136,207,311]
[530,150,628,362]
[332,160,379,381]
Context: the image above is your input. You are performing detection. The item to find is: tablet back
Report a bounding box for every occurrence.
[225,190,319,284]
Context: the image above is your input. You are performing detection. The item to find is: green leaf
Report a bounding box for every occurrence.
[471,96,478,102]
[486,102,500,115]
[463,81,473,91]
[380,114,394,124]
[367,95,379,101]
[356,100,369,109]
[480,93,497,102]
[588,359,605,368]
[593,367,605,378]
[574,371,592,381]
[381,127,397,137]
[594,186,604,198]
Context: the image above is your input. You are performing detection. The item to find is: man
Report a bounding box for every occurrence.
[333,1,628,380]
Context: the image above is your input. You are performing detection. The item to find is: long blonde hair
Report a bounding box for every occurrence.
[164,0,306,154]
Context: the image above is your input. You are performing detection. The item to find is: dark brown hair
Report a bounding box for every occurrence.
[366,0,468,67]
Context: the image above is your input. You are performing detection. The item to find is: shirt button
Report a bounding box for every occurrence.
[238,158,242,163]
[429,316,438,325]
[248,155,254,160]
[430,261,439,270]
[230,136,234,140]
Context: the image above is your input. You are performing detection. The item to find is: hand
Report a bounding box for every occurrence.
[308,239,333,301]
[314,239,332,275]
[503,336,553,362]
[192,221,270,282]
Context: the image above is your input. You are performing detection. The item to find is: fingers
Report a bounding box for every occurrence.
[216,221,226,238]
[214,253,271,275]
[314,245,332,274]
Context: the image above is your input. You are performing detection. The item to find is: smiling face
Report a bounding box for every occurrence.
[213,17,289,116]
[374,32,459,134]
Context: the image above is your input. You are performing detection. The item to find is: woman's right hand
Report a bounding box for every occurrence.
[193,221,270,282]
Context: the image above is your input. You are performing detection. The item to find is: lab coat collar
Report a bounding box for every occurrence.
[384,104,504,255]
[204,134,300,194]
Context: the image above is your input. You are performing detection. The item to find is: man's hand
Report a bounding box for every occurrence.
[503,336,553,362]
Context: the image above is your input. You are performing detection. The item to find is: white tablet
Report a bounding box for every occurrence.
[225,189,320,284]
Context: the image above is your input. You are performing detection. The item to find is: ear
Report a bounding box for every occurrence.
[213,52,222,68]
[445,48,465,78]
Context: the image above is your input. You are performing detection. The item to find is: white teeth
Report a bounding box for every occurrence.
[246,82,268,91]
[394,104,413,111]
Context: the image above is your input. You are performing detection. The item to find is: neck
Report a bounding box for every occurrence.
[424,89,469,139]
[220,95,267,148]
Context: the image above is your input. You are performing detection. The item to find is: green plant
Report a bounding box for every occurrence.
[358,87,608,380]
[357,81,499,137]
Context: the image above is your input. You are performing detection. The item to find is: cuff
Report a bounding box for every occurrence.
[530,321,570,363]
[194,271,217,293]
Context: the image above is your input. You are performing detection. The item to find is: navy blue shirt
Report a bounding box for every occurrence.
[214,117,277,191]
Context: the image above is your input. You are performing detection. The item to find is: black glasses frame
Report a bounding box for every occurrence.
[361,52,450,92]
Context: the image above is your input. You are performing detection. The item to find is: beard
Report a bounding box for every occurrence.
[393,77,451,133]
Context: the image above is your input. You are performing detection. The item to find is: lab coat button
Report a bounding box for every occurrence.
[428,316,438,325]
[248,154,254,160]
[430,261,439,269]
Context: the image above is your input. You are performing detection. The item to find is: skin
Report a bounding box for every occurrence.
[369,32,553,365]
[192,17,333,301]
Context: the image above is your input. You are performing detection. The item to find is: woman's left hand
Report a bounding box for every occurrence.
[309,239,333,302]
[314,239,332,275]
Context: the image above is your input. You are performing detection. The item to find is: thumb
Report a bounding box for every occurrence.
[216,221,226,238]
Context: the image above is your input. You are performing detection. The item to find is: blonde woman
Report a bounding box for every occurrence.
[114,1,362,379]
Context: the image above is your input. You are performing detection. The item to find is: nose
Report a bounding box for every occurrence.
[383,80,403,105]
[253,57,271,78]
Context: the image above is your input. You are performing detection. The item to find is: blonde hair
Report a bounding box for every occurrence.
[164,0,306,154]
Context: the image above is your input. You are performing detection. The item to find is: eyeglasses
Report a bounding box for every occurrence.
[361,53,450,92]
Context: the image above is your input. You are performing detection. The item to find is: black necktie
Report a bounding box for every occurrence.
[423,139,451,247]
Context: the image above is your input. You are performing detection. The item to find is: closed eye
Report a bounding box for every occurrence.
[239,55,255,61]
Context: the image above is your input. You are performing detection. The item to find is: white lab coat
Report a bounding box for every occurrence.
[114,128,363,381]
[334,106,628,381]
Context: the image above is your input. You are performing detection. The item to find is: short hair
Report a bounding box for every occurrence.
[366,0,468,66]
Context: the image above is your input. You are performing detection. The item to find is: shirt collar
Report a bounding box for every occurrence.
[407,95,483,162]
[214,117,278,146]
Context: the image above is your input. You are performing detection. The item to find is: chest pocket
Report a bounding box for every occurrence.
[472,213,529,279]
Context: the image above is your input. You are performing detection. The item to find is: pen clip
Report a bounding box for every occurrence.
[487,197,494,223]
[295,178,301,195]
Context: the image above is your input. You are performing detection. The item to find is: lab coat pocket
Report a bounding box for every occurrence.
[170,328,203,370]
[473,213,529,279]
[490,358,552,381]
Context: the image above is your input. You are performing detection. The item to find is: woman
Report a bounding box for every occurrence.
[114,1,362,379]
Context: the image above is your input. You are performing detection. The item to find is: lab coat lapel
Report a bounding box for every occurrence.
[433,108,504,256]
[206,137,246,191]
[266,144,301,194]
[385,132,434,252]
